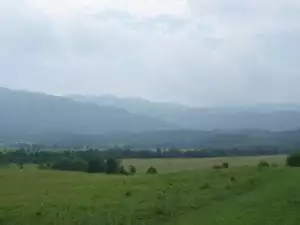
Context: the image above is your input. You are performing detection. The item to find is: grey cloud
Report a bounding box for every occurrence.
[93,9,188,32]
[0,0,300,106]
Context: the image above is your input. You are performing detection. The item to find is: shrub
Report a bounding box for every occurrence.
[200,183,210,190]
[287,153,300,167]
[258,160,270,169]
[155,207,165,215]
[146,166,158,175]
[18,163,24,170]
[129,165,137,175]
[229,176,236,183]
[222,162,229,169]
[119,165,130,175]
[213,165,222,170]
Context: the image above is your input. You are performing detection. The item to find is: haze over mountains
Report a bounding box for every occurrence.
[0,87,174,135]
[1,87,300,148]
[68,94,300,131]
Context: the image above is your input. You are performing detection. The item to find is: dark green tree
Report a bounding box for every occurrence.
[52,158,88,172]
[87,158,105,173]
[105,158,121,174]
[156,148,163,157]
[222,162,229,168]
[119,165,129,175]
[287,153,300,167]
[129,165,137,175]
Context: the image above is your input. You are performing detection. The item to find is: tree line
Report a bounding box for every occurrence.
[1,147,299,173]
[0,149,163,175]
[0,149,131,174]
[0,146,290,173]
[0,147,289,164]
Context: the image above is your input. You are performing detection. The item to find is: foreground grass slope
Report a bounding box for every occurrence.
[170,168,300,225]
[0,160,299,225]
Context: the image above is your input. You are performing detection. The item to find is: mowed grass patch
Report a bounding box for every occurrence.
[0,164,278,225]
[123,155,286,174]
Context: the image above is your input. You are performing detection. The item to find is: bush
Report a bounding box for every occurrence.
[229,176,236,183]
[200,183,210,190]
[119,165,130,175]
[258,160,270,169]
[129,165,137,175]
[222,162,229,169]
[213,165,223,170]
[146,166,158,175]
[125,191,132,197]
[18,163,24,170]
[287,153,300,167]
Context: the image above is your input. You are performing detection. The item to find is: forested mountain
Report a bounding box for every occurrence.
[1,88,300,149]
[69,95,300,131]
[166,108,300,131]
[0,88,175,136]
[68,94,188,120]
[8,129,300,151]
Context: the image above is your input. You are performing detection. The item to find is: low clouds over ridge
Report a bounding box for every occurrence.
[0,0,299,106]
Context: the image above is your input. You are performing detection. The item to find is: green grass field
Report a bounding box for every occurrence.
[0,155,299,225]
[123,155,286,173]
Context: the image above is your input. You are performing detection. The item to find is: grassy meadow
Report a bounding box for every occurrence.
[0,155,299,225]
[123,155,286,173]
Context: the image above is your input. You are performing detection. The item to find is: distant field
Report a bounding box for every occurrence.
[123,155,286,174]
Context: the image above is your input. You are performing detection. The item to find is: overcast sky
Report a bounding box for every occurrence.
[0,0,299,106]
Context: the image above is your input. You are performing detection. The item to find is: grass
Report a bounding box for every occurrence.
[0,156,299,225]
[170,168,300,225]
[123,155,286,174]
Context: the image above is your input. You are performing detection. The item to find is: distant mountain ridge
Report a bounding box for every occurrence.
[1,88,300,148]
[68,94,188,119]
[0,87,175,136]
[68,94,300,131]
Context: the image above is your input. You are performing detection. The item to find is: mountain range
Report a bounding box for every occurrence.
[68,94,300,131]
[0,88,174,136]
[1,87,300,148]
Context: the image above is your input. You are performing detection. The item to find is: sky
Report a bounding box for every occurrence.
[0,0,299,106]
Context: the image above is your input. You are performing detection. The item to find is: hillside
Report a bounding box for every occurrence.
[0,88,175,136]
[69,95,300,131]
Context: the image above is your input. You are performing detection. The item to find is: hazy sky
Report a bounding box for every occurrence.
[0,0,299,106]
